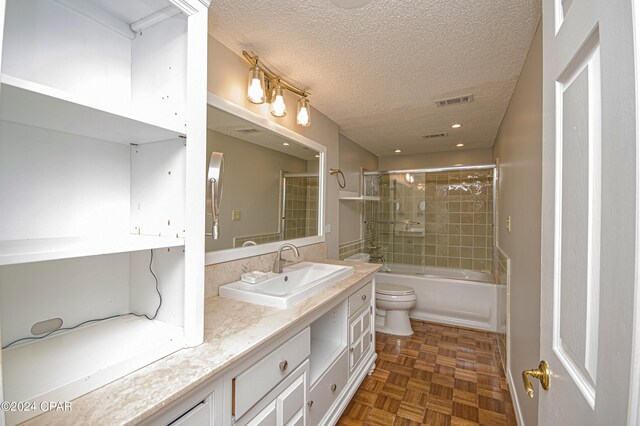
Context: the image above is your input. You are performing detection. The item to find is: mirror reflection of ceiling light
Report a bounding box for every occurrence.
[451,123,462,128]
[282,142,290,146]
[243,51,312,127]
[394,149,402,153]
[456,143,464,147]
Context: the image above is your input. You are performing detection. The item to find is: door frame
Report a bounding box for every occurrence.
[626,1,640,424]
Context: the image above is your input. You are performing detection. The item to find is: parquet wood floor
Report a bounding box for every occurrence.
[337,320,517,426]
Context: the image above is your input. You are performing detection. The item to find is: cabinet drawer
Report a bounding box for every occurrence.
[169,398,211,426]
[246,401,276,426]
[348,281,373,317]
[308,350,348,426]
[234,328,310,419]
[278,374,305,425]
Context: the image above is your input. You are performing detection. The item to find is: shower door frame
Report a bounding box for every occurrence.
[364,164,497,273]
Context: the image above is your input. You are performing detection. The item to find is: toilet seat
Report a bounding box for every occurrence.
[376,283,415,296]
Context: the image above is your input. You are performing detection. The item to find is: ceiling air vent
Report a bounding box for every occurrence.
[423,132,448,139]
[435,94,474,107]
[236,128,259,134]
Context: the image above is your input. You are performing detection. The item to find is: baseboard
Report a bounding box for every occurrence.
[409,311,497,332]
[507,368,525,426]
[322,350,377,426]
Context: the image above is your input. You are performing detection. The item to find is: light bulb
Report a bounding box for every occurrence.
[297,97,311,127]
[247,64,266,104]
[271,84,287,117]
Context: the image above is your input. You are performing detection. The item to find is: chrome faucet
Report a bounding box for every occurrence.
[272,243,300,273]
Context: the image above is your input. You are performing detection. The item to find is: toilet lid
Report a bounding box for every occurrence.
[376,283,415,296]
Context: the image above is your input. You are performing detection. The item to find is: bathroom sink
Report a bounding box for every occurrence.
[219,262,355,308]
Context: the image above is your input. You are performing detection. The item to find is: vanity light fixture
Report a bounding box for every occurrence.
[271,81,287,117]
[297,96,311,127]
[451,123,462,129]
[456,143,464,147]
[247,60,266,104]
[243,51,312,127]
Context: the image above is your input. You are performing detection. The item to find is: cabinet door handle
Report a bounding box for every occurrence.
[307,400,314,408]
[330,384,337,392]
[279,360,288,371]
[361,294,367,301]
[350,347,354,352]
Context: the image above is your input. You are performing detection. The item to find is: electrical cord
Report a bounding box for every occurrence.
[2,249,163,350]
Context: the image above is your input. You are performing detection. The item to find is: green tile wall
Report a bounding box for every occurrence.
[365,169,494,272]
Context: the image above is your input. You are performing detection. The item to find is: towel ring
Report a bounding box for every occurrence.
[329,168,346,188]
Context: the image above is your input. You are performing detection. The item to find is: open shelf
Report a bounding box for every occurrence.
[339,190,380,201]
[309,301,348,384]
[0,74,185,144]
[310,337,347,384]
[0,235,185,266]
[3,315,184,424]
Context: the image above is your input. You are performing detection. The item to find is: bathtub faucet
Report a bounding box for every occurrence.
[272,243,300,273]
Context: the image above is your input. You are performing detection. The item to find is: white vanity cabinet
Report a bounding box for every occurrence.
[348,281,374,375]
[224,328,310,425]
[156,276,377,426]
[307,350,349,426]
[240,362,308,426]
[0,0,210,424]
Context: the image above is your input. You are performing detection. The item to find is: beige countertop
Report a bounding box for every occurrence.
[25,260,381,425]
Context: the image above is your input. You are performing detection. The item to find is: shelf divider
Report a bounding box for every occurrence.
[0,74,185,144]
[0,235,185,266]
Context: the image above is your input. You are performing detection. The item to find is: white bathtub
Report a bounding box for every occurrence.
[376,264,498,332]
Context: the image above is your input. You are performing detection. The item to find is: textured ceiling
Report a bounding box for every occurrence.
[208,0,541,156]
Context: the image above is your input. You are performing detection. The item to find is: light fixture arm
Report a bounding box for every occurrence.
[242,51,310,98]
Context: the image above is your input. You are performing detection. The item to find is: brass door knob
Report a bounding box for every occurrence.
[522,360,550,398]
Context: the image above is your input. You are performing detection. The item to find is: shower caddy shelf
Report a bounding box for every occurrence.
[0,0,210,424]
[338,190,380,201]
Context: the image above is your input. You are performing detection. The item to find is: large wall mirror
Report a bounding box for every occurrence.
[205,95,325,264]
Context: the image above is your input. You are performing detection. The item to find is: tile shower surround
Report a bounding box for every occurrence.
[367,170,494,272]
[233,176,319,248]
[339,239,366,260]
[284,176,319,240]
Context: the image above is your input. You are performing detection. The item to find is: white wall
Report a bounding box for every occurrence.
[207,37,341,258]
[205,130,308,251]
[338,134,378,245]
[493,22,542,426]
[378,148,493,170]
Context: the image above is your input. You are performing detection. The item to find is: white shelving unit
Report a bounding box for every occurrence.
[0,0,210,424]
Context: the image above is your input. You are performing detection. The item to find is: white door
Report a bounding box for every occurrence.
[539,0,639,424]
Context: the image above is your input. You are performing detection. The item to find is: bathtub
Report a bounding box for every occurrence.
[375,264,498,332]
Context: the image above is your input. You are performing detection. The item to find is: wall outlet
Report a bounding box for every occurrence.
[232,210,241,221]
[506,215,512,233]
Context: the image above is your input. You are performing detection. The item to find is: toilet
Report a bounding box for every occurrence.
[343,253,417,336]
[375,283,416,336]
